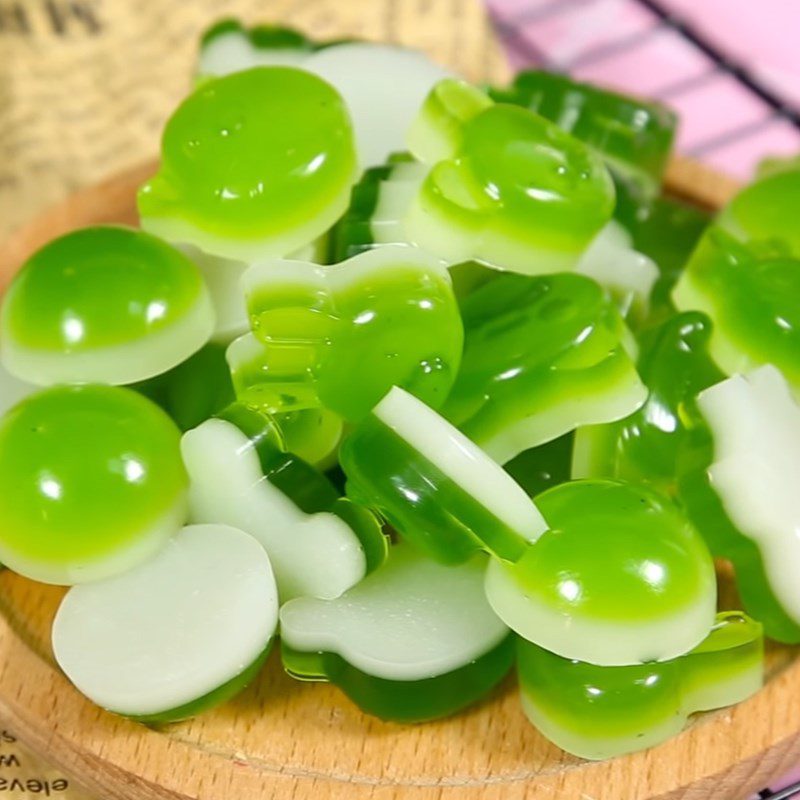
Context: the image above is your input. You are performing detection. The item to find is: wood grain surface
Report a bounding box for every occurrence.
[0,2,794,799]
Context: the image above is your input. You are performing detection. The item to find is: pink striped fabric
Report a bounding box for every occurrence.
[487,0,800,180]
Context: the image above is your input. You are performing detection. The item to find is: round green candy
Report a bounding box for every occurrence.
[485,479,716,666]
[406,87,615,274]
[138,67,357,261]
[490,70,677,200]
[0,385,188,584]
[0,226,213,386]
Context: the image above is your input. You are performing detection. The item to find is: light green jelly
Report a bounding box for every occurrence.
[485,479,717,666]
[405,80,615,274]
[716,169,800,255]
[518,611,763,760]
[573,311,723,496]
[0,385,187,585]
[240,245,463,423]
[673,226,800,391]
[0,225,213,386]
[490,70,677,201]
[340,387,547,565]
[443,272,646,464]
[279,542,513,722]
[138,67,357,261]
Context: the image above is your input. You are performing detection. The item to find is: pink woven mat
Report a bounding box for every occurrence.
[487,0,800,181]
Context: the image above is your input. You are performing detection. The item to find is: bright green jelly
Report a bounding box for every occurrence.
[138,67,356,259]
[491,70,677,200]
[573,311,723,495]
[0,385,187,585]
[443,272,645,464]
[242,247,463,422]
[406,82,615,274]
[673,226,800,390]
[485,479,717,666]
[0,225,212,386]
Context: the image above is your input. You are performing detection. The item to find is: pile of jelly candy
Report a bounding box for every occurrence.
[6,18,800,761]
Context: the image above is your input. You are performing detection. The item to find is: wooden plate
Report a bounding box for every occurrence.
[0,158,797,800]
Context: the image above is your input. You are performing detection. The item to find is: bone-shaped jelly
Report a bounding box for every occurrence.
[181,404,385,601]
[280,541,513,722]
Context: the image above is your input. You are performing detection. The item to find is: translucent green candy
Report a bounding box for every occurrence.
[53,524,278,722]
[1,226,213,386]
[518,612,763,760]
[573,311,723,496]
[138,67,357,262]
[612,191,710,327]
[329,153,427,262]
[673,226,800,391]
[405,80,615,274]
[716,169,800,255]
[340,386,547,565]
[443,272,646,464]
[0,385,187,585]
[280,542,513,722]
[236,245,463,423]
[680,366,800,643]
[485,480,716,666]
[490,70,677,200]
[181,404,385,601]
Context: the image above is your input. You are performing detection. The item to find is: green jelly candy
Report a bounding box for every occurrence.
[490,70,676,200]
[757,152,800,180]
[573,311,723,496]
[485,479,716,666]
[518,611,763,760]
[504,433,574,499]
[226,332,345,466]
[280,542,513,722]
[716,169,800,255]
[340,386,547,564]
[0,226,214,386]
[181,404,386,601]
[53,524,278,722]
[197,19,317,77]
[0,385,187,585]
[673,226,800,391]
[179,234,329,346]
[138,67,357,262]
[405,80,615,274]
[443,271,646,464]
[680,365,800,643]
[613,189,710,327]
[238,244,463,423]
[329,152,427,262]
[132,342,235,433]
